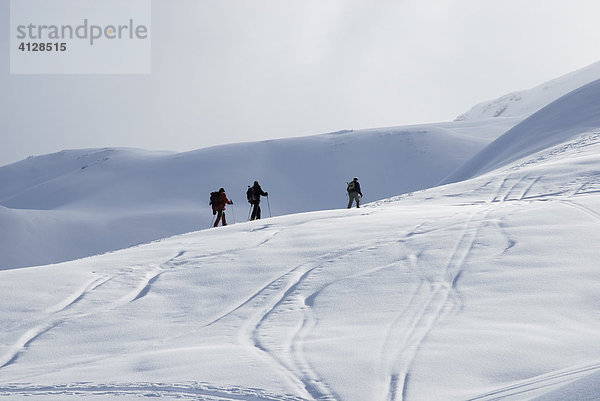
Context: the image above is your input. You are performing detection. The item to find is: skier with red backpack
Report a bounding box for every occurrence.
[210,188,233,227]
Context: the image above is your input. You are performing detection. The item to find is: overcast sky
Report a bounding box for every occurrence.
[1,0,600,166]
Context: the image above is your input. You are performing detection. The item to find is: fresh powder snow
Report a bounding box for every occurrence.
[1,65,600,401]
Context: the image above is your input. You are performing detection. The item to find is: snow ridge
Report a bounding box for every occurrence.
[456,60,600,121]
[443,78,600,184]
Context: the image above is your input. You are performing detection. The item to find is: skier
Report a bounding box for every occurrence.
[210,188,233,227]
[247,181,268,220]
[347,177,363,208]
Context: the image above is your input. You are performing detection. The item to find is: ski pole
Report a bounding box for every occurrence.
[209,214,215,228]
[231,204,236,224]
[248,204,252,221]
[266,195,272,218]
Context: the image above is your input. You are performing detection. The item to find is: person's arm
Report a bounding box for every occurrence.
[357,183,363,197]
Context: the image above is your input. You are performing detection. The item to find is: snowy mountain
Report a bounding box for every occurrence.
[0,85,599,400]
[3,62,600,273]
[455,60,600,121]
[0,120,514,270]
[442,78,600,184]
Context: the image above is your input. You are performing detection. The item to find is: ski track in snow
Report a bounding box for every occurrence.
[205,226,421,401]
[0,276,112,369]
[0,228,285,375]
[267,233,434,401]
[240,244,377,401]
[388,209,490,401]
[560,199,600,222]
[283,239,417,401]
[452,171,600,401]
[250,263,335,401]
[0,250,191,371]
[384,174,532,401]
[0,227,319,400]
[0,382,310,401]
[466,361,600,401]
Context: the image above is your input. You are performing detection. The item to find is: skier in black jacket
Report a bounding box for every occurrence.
[247,181,268,220]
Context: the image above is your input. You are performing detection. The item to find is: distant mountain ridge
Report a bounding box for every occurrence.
[443,78,600,184]
[456,60,600,121]
[0,122,498,270]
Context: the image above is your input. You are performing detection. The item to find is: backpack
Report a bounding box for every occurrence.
[209,191,219,207]
[347,181,356,192]
[247,186,258,203]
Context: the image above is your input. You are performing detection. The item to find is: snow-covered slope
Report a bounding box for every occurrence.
[0,119,599,400]
[0,121,513,270]
[456,60,600,121]
[11,60,600,271]
[442,78,600,184]
[2,60,600,401]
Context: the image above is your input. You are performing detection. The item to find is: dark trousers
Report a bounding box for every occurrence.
[347,192,361,208]
[250,202,261,220]
[214,210,227,227]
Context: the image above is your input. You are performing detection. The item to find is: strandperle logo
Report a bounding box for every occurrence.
[15,19,149,46]
[10,0,151,74]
